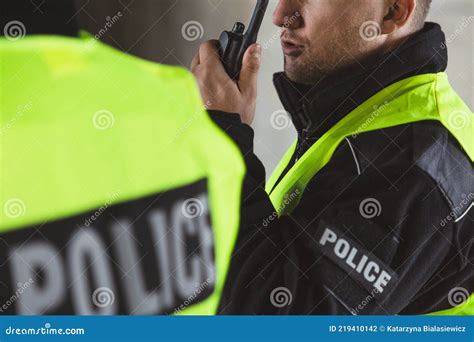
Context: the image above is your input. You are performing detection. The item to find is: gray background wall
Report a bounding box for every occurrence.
[76,0,473,173]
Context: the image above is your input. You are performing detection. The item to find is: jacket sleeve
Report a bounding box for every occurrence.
[209,111,275,226]
[210,111,461,315]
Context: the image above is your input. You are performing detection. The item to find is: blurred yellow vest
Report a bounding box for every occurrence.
[0,33,245,315]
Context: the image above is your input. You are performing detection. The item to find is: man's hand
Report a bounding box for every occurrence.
[191,40,261,125]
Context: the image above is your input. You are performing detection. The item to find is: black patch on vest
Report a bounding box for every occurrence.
[0,179,215,315]
[413,122,473,220]
[315,223,398,300]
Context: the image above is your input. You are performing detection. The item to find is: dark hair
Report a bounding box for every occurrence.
[1,0,78,37]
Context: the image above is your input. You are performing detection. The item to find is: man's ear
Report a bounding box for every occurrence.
[382,0,416,34]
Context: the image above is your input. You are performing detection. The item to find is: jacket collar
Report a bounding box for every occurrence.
[273,22,448,139]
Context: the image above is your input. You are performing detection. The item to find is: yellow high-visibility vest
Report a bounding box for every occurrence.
[266,73,473,315]
[0,33,245,315]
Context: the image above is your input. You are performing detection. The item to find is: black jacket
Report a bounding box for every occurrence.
[211,23,473,315]
[1,0,78,37]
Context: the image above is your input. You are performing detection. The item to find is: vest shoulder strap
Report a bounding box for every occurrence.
[265,72,473,316]
[267,73,473,215]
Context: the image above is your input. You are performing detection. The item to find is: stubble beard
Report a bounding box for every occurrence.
[283,23,372,85]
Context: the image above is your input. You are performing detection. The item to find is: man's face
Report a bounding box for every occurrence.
[273,0,387,84]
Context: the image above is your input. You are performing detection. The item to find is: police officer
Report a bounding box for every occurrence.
[192,0,473,314]
[0,0,245,315]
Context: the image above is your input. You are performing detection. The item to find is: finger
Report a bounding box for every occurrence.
[199,40,221,64]
[198,40,230,82]
[239,44,262,95]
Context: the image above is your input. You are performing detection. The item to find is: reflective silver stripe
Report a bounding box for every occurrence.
[345,138,361,175]
[455,202,474,223]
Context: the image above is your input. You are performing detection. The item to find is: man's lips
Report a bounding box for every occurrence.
[281,39,304,57]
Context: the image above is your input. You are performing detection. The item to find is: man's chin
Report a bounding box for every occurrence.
[283,58,303,83]
[284,63,312,85]
[283,70,300,83]
[284,57,326,85]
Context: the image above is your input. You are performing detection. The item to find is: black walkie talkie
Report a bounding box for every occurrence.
[218,0,269,80]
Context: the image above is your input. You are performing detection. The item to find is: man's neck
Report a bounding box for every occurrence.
[273,23,447,141]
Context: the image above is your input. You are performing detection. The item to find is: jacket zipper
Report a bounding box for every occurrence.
[269,104,312,194]
[294,104,311,163]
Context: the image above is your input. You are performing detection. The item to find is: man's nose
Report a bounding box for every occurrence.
[272,0,302,29]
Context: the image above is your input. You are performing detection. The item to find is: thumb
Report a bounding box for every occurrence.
[239,44,262,94]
